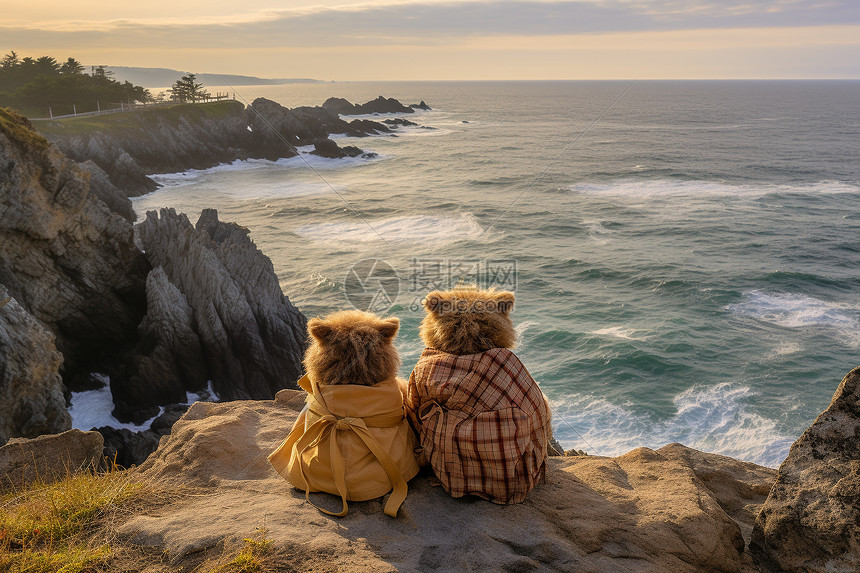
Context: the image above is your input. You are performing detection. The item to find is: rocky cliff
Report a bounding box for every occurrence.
[0,108,150,391]
[123,207,307,421]
[38,98,393,196]
[0,107,308,445]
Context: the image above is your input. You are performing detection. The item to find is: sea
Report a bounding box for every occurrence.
[120,80,860,468]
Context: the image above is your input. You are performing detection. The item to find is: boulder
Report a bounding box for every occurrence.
[98,426,160,469]
[0,108,149,386]
[310,138,365,159]
[750,366,860,573]
[0,292,70,443]
[0,429,103,489]
[133,208,306,412]
[126,394,775,571]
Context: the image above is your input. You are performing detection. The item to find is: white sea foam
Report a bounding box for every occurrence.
[592,326,644,341]
[727,291,859,346]
[569,179,860,198]
[295,213,485,244]
[148,149,382,187]
[550,382,795,468]
[69,376,162,432]
[70,376,219,432]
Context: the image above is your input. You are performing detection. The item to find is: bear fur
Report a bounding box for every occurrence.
[419,286,516,354]
[304,310,400,386]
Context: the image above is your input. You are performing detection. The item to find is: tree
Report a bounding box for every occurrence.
[34,56,59,75]
[1,51,19,69]
[59,57,84,75]
[170,73,209,103]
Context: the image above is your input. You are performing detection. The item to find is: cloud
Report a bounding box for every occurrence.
[4,0,860,50]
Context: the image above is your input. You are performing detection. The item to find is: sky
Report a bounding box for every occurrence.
[3,0,860,80]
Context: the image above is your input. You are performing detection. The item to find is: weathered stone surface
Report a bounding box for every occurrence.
[77,160,136,222]
[750,366,860,573]
[0,108,149,386]
[0,429,102,488]
[0,292,70,443]
[133,208,306,411]
[117,266,208,419]
[128,395,775,572]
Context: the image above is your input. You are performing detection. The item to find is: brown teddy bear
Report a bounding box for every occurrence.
[269,310,420,517]
[406,286,552,504]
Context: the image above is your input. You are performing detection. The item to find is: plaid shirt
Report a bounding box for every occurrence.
[406,347,550,504]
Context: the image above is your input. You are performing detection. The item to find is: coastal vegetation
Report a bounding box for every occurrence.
[0,51,151,118]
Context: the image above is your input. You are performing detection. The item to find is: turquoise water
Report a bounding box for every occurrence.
[132,81,860,467]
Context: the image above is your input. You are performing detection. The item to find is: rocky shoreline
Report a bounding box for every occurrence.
[2,95,859,572]
[36,95,427,197]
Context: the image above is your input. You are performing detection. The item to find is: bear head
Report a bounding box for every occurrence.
[419,286,516,355]
[304,310,400,386]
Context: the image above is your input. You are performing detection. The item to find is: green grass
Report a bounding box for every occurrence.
[34,100,245,137]
[0,464,149,573]
[211,530,274,573]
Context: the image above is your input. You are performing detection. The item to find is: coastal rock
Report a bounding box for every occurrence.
[134,208,306,411]
[311,138,364,159]
[0,292,70,443]
[116,266,208,420]
[77,160,136,222]
[41,99,383,195]
[750,366,860,573]
[322,95,415,115]
[98,426,161,469]
[127,394,775,572]
[0,108,149,388]
[410,100,432,110]
[0,429,102,488]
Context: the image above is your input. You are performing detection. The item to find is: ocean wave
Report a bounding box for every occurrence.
[295,213,485,244]
[592,326,645,341]
[149,149,383,186]
[568,179,860,198]
[726,290,860,346]
[550,382,795,467]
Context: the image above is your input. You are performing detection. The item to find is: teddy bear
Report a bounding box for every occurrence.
[268,310,420,517]
[405,286,552,504]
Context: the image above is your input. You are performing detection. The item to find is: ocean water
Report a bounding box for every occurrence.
[132,81,860,468]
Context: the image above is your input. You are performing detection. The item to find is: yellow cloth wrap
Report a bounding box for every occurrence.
[268,374,418,518]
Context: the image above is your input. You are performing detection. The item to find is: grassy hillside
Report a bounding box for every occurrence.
[34,100,245,137]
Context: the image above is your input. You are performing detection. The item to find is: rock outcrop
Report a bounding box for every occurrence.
[41,98,390,196]
[0,429,103,489]
[322,96,416,115]
[0,292,70,443]
[0,107,149,390]
[127,208,306,421]
[126,392,777,572]
[750,366,860,573]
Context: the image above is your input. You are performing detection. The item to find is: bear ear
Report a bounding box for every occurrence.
[494,291,515,315]
[377,317,400,340]
[308,318,334,342]
[423,293,444,314]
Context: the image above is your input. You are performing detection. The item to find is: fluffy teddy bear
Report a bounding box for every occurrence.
[406,286,553,504]
[269,310,419,517]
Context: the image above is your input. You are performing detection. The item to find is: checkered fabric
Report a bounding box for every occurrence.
[406,347,551,504]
